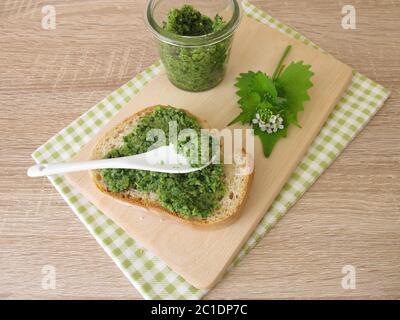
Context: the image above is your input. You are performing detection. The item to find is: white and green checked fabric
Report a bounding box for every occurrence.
[32,1,390,300]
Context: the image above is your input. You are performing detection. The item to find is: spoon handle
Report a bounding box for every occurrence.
[27,145,209,177]
[27,158,127,177]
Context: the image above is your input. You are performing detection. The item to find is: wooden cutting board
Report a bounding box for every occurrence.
[65,16,352,289]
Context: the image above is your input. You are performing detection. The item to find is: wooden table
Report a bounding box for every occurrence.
[0,0,399,300]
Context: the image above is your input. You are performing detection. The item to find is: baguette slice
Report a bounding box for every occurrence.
[90,106,254,225]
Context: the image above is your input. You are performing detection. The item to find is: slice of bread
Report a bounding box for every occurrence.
[90,106,254,225]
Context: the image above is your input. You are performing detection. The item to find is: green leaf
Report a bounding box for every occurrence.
[277,61,314,126]
[228,45,314,158]
[228,91,260,125]
[229,71,279,126]
[254,125,288,157]
[236,71,277,103]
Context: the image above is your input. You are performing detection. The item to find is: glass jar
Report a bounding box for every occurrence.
[145,0,242,92]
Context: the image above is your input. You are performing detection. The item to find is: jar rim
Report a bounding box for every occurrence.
[145,0,242,47]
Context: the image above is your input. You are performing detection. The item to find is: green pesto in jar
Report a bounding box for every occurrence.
[100,106,226,218]
[160,5,232,92]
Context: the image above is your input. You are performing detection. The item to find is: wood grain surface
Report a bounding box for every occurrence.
[0,0,399,299]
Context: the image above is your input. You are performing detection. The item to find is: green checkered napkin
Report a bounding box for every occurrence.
[32,1,390,300]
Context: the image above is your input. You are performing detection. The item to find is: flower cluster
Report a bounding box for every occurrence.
[252,109,284,134]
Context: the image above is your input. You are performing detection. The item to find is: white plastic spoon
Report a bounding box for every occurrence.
[27,144,215,177]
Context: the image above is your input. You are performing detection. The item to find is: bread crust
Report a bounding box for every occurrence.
[90,105,254,226]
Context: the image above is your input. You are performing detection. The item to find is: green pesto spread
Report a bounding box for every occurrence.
[160,5,231,92]
[100,106,226,218]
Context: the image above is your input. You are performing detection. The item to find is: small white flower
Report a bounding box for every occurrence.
[253,111,285,135]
